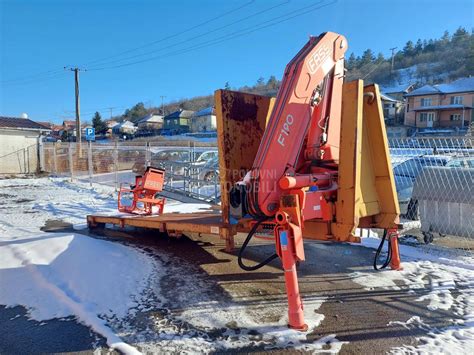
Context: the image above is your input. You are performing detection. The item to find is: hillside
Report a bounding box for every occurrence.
[112,27,473,123]
[346,27,473,87]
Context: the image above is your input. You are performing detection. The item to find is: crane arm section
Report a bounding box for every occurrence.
[246,32,347,217]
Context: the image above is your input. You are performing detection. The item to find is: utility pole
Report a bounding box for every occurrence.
[160,95,166,116]
[108,107,116,120]
[389,47,397,74]
[65,67,86,152]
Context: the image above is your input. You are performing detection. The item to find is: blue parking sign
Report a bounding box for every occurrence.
[85,127,95,141]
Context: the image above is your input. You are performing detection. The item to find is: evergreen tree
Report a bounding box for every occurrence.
[403,40,415,56]
[256,76,265,86]
[415,39,423,54]
[360,49,375,65]
[224,81,231,90]
[267,75,279,90]
[453,26,468,42]
[346,52,357,69]
[92,111,107,134]
[124,102,148,122]
[425,39,435,52]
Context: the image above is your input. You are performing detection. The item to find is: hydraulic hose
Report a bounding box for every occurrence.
[373,229,392,270]
[238,218,278,271]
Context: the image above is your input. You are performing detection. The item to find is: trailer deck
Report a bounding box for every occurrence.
[87,212,237,251]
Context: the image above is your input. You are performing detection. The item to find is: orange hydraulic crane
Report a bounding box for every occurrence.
[228,32,402,330]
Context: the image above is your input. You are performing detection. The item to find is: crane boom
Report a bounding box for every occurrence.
[226,31,402,331]
[230,32,347,219]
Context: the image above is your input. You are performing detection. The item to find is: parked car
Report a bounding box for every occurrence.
[445,157,474,169]
[194,150,218,165]
[198,156,219,182]
[132,149,192,175]
[395,155,473,219]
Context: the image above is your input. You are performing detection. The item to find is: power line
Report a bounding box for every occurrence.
[82,0,256,67]
[88,0,336,71]
[0,69,64,84]
[0,2,255,85]
[86,0,290,69]
[0,71,67,86]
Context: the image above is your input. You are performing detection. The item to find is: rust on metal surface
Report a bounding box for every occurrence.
[214,89,275,226]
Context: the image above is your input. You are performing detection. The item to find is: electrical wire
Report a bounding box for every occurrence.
[82,0,256,67]
[238,218,278,271]
[85,0,290,69]
[0,71,67,86]
[88,0,336,71]
[373,229,392,270]
[1,1,256,85]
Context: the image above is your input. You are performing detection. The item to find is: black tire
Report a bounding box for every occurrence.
[423,232,434,244]
[204,171,216,182]
[406,199,419,220]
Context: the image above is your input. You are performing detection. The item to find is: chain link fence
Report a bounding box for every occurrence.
[388,137,473,253]
[40,137,473,250]
[42,141,220,203]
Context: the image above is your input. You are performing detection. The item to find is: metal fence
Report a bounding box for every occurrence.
[42,141,220,203]
[387,137,473,252]
[40,137,474,249]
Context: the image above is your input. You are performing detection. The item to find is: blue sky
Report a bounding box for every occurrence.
[0,0,472,124]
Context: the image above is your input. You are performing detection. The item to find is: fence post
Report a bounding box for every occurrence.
[214,170,219,204]
[69,142,74,181]
[169,164,173,187]
[145,142,151,169]
[183,164,186,193]
[114,140,119,191]
[26,148,31,174]
[53,143,58,175]
[22,148,27,174]
[38,136,44,173]
[87,140,93,187]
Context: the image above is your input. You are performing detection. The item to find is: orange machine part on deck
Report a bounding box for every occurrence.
[118,167,166,215]
[229,32,402,330]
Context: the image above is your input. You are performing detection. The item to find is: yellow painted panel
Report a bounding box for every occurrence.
[333,81,399,241]
[333,80,364,239]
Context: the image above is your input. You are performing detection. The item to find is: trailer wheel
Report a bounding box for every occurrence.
[89,222,105,232]
[423,231,434,244]
[406,199,419,220]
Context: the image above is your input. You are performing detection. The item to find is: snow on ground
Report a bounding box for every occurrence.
[2,176,472,353]
[0,177,344,353]
[351,236,474,354]
[0,178,158,353]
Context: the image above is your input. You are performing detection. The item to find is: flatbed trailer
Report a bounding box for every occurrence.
[87,91,276,253]
[87,212,238,251]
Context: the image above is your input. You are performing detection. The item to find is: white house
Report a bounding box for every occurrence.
[0,116,51,174]
[136,113,164,131]
[112,120,137,135]
[190,107,216,133]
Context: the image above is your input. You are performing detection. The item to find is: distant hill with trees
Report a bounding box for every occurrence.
[346,27,473,87]
[112,27,473,123]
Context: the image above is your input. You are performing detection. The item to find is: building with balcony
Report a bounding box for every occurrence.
[404,77,474,129]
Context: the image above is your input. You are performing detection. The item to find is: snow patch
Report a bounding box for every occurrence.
[353,234,474,353]
[0,232,154,354]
